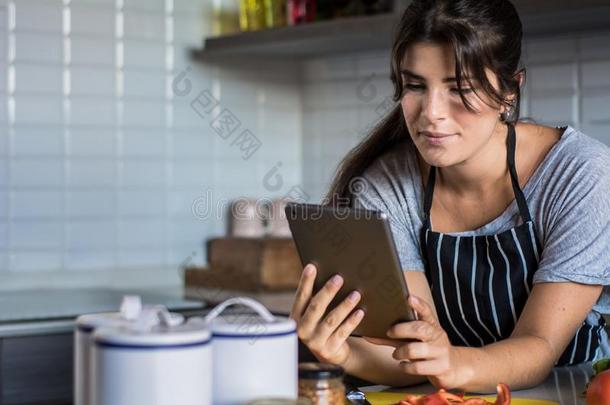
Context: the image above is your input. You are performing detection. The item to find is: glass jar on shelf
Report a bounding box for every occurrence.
[213,0,241,35]
[287,0,316,25]
[239,0,266,31]
[264,0,287,28]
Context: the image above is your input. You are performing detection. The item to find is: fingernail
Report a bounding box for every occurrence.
[331,274,343,286]
[410,295,419,305]
[354,309,364,318]
[304,265,314,276]
[348,291,361,302]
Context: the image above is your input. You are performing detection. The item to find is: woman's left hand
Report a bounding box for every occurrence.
[364,295,464,389]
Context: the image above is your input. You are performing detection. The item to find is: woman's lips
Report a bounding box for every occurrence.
[419,131,457,146]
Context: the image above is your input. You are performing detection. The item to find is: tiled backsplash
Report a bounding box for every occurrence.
[0,0,609,290]
[0,0,302,289]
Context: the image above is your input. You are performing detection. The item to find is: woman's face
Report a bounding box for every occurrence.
[400,42,505,168]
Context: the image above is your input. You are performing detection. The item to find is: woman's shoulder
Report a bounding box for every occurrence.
[528,124,610,216]
[543,125,609,178]
[521,123,610,183]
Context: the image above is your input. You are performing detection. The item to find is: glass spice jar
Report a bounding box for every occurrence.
[239,0,266,31]
[287,0,316,25]
[298,363,347,405]
[264,0,287,28]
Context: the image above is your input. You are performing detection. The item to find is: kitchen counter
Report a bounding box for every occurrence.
[361,363,593,404]
[0,287,205,338]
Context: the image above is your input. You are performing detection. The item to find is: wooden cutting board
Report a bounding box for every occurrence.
[362,391,559,405]
[205,237,302,290]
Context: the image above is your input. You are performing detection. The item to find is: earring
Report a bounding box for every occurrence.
[500,103,515,122]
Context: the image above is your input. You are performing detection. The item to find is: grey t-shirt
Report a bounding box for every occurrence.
[353,126,610,316]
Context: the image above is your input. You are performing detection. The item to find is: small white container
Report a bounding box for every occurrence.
[267,198,292,237]
[91,308,212,405]
[229,198,266,238]
[74,296,143,405]
[201,297,298,405]
[74,297,184,405]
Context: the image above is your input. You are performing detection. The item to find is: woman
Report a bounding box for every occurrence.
[290,0,610,392]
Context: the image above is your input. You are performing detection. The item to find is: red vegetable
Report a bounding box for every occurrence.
[587,369,610,405]
[395,383,511,405]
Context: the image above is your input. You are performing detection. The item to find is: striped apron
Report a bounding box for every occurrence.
[419,123,605,366]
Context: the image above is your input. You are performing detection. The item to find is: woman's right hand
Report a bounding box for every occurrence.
[290,263,365,367]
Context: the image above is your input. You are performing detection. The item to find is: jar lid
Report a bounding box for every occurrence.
[298,363,344,380]
[197,313,296,337]
[76,312,184,333]
[93,321,211,348]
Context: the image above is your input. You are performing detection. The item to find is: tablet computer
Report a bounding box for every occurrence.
[285,202,417,338]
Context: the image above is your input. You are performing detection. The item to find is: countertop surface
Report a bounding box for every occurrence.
[0,287,205,337]
[362,363,593,405]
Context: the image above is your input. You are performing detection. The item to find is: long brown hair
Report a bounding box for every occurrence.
[325,0,525,207]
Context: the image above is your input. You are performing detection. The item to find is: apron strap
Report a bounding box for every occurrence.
[422,162,436,229]
[422,124,533,227]
[506,124,533,223]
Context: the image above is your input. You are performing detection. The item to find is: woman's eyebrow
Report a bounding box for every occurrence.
[400,69,475,83]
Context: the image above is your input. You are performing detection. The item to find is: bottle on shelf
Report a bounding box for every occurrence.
[239,0,266,31]
[213,0,241,35]
[287,0,317,25]
[264,0,287,28]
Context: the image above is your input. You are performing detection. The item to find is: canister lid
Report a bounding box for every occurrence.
[199,297,296,337]
[93,322,211,348]
[203,313,296,337]
[76,312,133,333]
[298,363,344,380]
[76,311,183,333]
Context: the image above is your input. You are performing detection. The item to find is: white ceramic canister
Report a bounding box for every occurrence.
[91,307,212,405]
[229,198,266,238]
[267,198,292,237]
[201,297,298,405]
[74,296,144,405]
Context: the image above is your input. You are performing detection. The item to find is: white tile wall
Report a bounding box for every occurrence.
[0,0,301,288]
[14,32,63,63]
[122,130,166,157]
[14,63,64,94]
[11,191,63,218]
[70,37,115,66]
[10,251,63,272]
[71,98,116,126]
[122,69,166,98]
[71,67,115,96]
[71,5,115,37]
[11,159,63,187]
[11,221,63,249]
[67,191,114,218]
[12,127,64,156]
[68,128,116,157]
[67,159,116,187]
[14,0,63,34]
[14,96,64,125]
[66,220,114,249]
[123,11,166,41]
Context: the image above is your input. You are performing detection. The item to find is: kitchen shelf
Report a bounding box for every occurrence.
[196,13,398,59]
[194,1,610,60]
